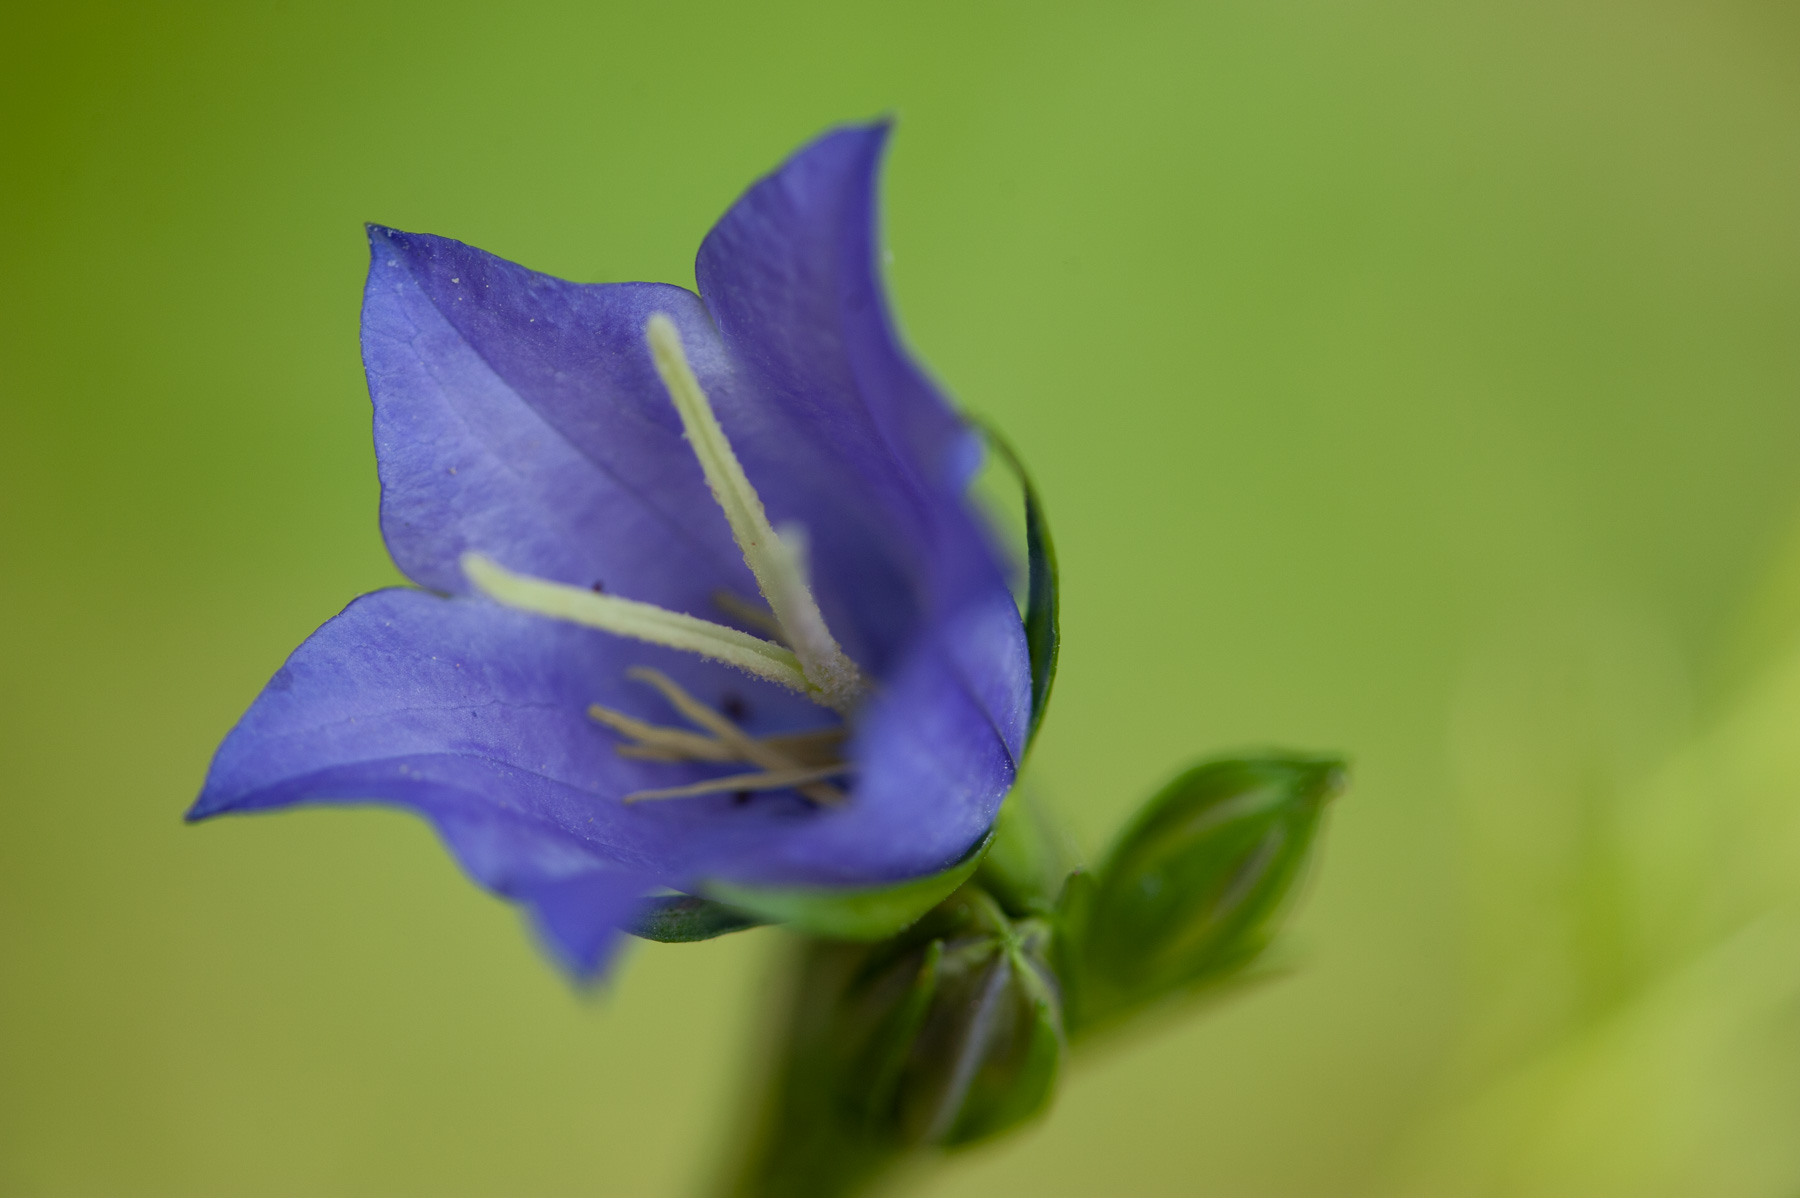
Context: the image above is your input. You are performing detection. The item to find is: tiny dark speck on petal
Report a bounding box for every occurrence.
[590,580,606,593]
[721,693,749,722]
[732,791,752,806]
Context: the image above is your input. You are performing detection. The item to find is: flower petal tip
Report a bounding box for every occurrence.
[185,776,244,823]
[526,872,657,984]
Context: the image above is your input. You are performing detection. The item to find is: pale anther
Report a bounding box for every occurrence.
[592,667,848,805]
[645,313,867,712]
[462,553,816,698]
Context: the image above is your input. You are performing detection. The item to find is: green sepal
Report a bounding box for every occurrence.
[626,894,767,942]
[703,833,992,942]
[976,788,1069,917]
[1057,752,1347,1037]
[976,423,1060,749]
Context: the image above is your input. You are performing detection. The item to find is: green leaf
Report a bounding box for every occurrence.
[976,423,1060,749]
[1058,752,1347,1037]
[703,834,992,941]
[626,894,767,942]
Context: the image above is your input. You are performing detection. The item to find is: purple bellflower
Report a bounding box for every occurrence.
[189,123,1032,980]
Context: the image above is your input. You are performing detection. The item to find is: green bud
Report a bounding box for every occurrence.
[862,889,1061,1146]
[1057,753,1346,1037]
[725,887,1063,1198]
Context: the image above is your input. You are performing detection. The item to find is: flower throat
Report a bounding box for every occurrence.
[462,315,868,803]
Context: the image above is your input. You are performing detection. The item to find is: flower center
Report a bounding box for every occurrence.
[463,314,867,713]
[594,666,849,805]
[642,314,867,711]
[461,314,868,801]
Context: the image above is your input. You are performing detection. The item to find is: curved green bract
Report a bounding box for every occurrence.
[975,422,1060,750]
[627,894,768,942]
[703,834,993,941]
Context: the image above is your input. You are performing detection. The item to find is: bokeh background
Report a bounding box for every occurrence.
[5,1,1799,1194]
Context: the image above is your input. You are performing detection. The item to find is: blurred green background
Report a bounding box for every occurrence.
[5,1,1799,1194]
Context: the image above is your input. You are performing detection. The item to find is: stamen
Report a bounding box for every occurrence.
[591,705,846,766]
[462,553,813,696]
[615,743,713,763]
[623,666,795,773]
[624,763,851,804]
[622,661,763,748]
[712,590,787,643]
[759,728,850,765]
[586,704,739,762]
[610,667,847,804]
[645,313,868,712]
